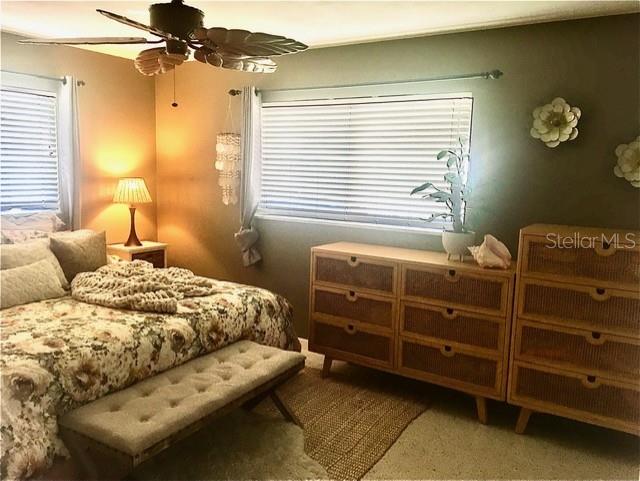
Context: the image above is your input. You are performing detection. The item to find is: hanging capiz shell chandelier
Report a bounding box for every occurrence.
[215,132,241,205]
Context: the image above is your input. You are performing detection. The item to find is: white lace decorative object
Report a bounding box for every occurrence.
[614,136,640,188]
[215,132,241,205]
[530,97,581,148]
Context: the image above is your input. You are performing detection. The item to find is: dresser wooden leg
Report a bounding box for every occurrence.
[475,396,488,424]
[321,356,332,378]
[515,407,532,434]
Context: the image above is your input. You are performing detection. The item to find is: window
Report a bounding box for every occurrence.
[259,93,473,230]
[0,74,61,213]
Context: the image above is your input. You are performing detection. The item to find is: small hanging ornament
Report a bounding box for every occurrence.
[215,92,241,205]
[215,132,241,205]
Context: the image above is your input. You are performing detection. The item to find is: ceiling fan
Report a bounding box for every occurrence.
[19,0,308,76]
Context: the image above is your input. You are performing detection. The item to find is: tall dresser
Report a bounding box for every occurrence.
[508,224,640,435]
[308,242,516,423]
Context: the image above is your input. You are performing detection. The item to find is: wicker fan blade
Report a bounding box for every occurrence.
[192,27,307,58]
[18,37,156,45]
[97,9,175,40]
[194,47,277,73]
[134,47,188,76]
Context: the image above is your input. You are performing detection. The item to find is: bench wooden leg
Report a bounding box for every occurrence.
[475,396,488,424]
[241,390,271,412]
[322,356,332,378]
[60,428,131,481]
[270,391,301,426]
[515,407,532,434]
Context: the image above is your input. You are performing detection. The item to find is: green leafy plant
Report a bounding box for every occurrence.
[410,138,471,233]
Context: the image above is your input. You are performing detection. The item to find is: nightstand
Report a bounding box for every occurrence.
[107,241,168,268]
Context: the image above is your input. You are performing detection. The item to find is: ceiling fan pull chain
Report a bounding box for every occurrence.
[171,68,178,108]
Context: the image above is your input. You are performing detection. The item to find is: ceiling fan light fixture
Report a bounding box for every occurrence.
[19,0,308,76]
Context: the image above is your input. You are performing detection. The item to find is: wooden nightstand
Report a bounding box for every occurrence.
[107,241,168,268]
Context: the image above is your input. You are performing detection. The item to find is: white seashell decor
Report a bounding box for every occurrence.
[215,132,241,205]
[530,97,581,148]
[614,136,640,188]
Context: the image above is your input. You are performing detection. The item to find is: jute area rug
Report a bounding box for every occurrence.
[257,365,430,480]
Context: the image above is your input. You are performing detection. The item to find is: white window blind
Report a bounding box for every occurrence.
[259,93,473,229]
[0,86,60,212]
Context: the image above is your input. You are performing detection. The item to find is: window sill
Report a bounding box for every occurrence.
[254,213,445,236]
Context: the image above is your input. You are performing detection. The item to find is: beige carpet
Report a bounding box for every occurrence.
[258,367,430,480]
[129,409,328,480]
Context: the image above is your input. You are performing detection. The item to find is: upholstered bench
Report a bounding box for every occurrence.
[59,340,305,479]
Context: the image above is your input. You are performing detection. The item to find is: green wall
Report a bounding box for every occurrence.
[156,14,640,337]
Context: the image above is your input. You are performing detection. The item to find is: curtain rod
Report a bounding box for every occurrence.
[1,70,85,86]
[228,69,502,96]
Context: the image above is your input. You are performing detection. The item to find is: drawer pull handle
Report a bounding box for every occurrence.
[589,288,610,301]
[443,308,457,319]
[347,256,360,267]
[445,269,460,283]
[440,345,455,357]
[581,375,601,389]
[346,291,358,302]
[585,331,606,345]
[344,324,357,335]
[594,242,616,258]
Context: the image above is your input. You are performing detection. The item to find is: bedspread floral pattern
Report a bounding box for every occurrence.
[0,281,298,480]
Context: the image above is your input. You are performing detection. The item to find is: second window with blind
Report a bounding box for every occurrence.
[259,92,473,230]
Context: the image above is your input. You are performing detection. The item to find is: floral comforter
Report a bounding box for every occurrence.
[0,281,299,479]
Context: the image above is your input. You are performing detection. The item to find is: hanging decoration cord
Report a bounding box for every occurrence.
[224,91,238,133]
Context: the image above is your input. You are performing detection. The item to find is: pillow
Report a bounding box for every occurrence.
[50,229,96,240]
[49,231,107,283]
[0,229,49,244]
[0,239,69,289]
[0,212,65,232]
[1,260,66,309]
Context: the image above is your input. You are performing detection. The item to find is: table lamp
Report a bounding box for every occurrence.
[113,177,152,246]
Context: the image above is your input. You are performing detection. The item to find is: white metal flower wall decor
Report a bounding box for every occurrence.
[530,97,581,148]
[614,136,640,188]
[215,132,241,205]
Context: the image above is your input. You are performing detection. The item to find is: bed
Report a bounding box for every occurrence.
[0,280,299,480]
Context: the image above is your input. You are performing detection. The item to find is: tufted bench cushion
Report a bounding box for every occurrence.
[59,340,304,475]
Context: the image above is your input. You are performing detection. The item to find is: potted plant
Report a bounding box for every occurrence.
[411,138,475,260]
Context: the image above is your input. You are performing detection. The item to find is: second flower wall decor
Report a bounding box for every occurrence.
[530,97,581,148]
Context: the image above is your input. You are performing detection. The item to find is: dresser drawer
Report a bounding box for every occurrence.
[515,321,640,382]
[511,362,640,434]
[132,250,165,268]
[402,264,510,316]
[314,253,396,296]
[399,338,501,397]
[518,279,640,337]
[312,287,395,330]
[311,320,393,368]
[401,302,503,353]
[522,234,640,289]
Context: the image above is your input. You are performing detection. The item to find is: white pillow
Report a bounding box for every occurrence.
[0,212,65,232]
[1,260,66,309]
[0,229,49,244]
[0,239,69,289]
[50,229,96,240]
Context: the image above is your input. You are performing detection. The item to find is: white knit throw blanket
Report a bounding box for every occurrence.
[71,260,220,313]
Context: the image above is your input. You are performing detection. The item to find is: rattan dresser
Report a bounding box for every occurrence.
[508,224,640,435]
[308,242,516,423]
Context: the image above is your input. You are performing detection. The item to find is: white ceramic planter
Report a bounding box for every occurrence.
[442,231,475,260]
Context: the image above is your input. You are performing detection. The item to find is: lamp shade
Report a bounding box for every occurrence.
[113,177,152,204]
